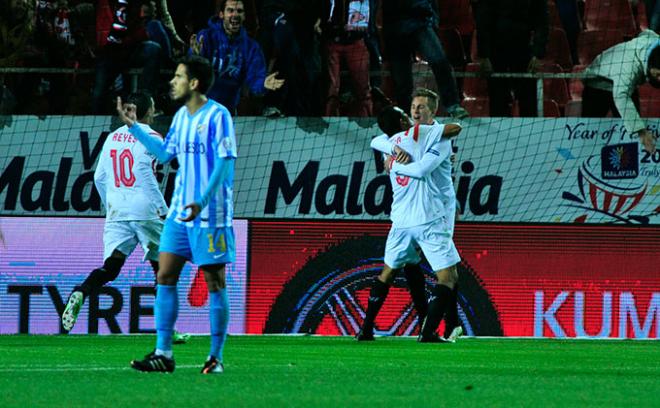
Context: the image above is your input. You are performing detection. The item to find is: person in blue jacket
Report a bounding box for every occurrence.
[190,0,284,113]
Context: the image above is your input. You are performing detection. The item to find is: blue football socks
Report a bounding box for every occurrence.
[209,289,230,361]
[155,284,178,355]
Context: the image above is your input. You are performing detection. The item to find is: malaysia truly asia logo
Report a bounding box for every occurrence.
[561,143,658,224]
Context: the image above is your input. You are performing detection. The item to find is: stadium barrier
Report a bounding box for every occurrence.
[1,116,658,339]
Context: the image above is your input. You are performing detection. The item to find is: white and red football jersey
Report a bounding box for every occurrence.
[94,123,168,221]
[388,123,452,228]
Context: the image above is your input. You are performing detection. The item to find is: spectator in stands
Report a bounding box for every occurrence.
[555,0,581,65]
[155,0,186,55]
[257,0,323,117]
[0,0,35,68]
[582,29,660,154]
[364,0,389,107]
[381,0,468,119]
[92,0,171,113]
[473,0,549,117]
[320,0,373,116]
[190,0,284,114]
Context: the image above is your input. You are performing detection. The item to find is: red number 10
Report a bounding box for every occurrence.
[110,149,136,187]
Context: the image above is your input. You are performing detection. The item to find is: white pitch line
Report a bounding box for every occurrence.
[0,364,199,373]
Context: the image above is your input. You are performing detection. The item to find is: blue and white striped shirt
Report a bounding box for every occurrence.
[164,100,237,228]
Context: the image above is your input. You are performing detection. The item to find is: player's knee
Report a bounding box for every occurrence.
[202,266,226,291]
[102,256,125,281]
[450,265,459,284]
[435,265,457,289]
[156,269,179,285]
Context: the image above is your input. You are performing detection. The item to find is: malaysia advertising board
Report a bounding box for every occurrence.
[1,116,658,224]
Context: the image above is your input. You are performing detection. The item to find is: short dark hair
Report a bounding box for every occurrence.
[126,92,152,119]
[377,106,405,137]
[178,55,214,94]
[217,0,243,13]
[412,88,439,113]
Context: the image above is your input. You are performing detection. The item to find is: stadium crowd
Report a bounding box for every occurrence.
[1,0,659,120]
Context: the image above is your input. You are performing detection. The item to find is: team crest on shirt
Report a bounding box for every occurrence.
[223,137,233,151]
[196,123,207,135]
[396,175,410,186]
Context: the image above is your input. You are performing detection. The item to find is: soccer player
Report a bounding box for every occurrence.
[357,89,463,342]
[118,55,236,374]
[358,105,461,343]
[407,89,463,342]
[62,92,191,346]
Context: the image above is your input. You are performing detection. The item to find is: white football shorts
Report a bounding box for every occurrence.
[103,219,163,262]
[384,217,460,271]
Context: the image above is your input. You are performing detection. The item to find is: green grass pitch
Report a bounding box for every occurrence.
[0,335,657,407]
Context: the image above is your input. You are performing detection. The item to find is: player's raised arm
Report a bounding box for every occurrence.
[370,134,412,164]
[116,97,175,163]
[443,123,462,138]
[391,138,452,179]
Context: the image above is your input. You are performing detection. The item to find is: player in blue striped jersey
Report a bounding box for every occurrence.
[117,55,235,374]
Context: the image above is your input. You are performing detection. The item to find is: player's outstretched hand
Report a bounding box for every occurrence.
[639,129,657,154]
[179,202,202,222]
[264,72,285,91]
[116,97,136,127]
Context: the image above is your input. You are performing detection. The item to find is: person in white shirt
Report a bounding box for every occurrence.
[358,89,464,342]
[359,105,462,342]
[62,92,168,333]
[583,30,659,154]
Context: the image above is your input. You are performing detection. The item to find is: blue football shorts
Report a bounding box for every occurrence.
[160,218,235,266]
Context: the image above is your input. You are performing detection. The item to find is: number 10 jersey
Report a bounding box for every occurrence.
[94,123,168,221]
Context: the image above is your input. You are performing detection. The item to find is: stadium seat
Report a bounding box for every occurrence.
[564,100,582,116]
[462,62,489,98]
[543,99,562,117]
[639,84,660,117]
[470,30,478,62]
[436,0,475,36]
[462,97,490,117]
[548,0,564,29]
[584,0,637,38]
[635,0,649,30]
[540,63,570,108]
[543,27,574,70]
[577,29,624,66]
[96,0,113,48]
[412,61,437,93]
[436,27,467,70]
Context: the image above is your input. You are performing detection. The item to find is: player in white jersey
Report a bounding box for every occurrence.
[357,89,463,342]
[408,88,463,342]
[358,105,462,343]
[119,55,236,374]
[61,92,169,333]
